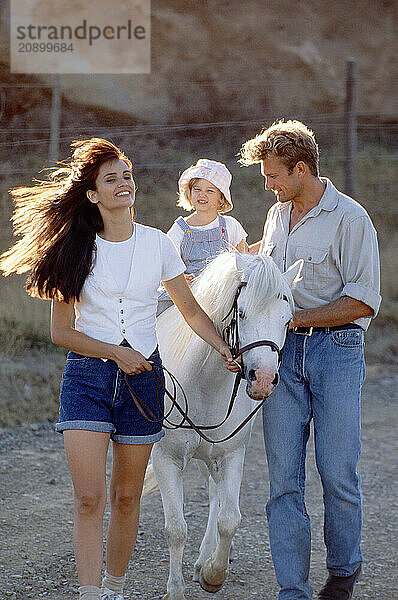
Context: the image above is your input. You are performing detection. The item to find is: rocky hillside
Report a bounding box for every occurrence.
[0,0,397,123]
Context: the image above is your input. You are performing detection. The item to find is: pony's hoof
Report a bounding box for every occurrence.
[193,565,201,582]
[162,593,185,600]
[199,570,224,593]
[229,540,235,563]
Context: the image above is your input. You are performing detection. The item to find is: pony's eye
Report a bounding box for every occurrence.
[238,309,246,319]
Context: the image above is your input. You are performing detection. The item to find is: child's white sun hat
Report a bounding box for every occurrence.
[178,159,233,212]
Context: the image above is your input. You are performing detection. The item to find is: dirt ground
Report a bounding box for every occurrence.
[0,364,397,600]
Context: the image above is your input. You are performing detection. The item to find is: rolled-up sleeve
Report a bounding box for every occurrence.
[339,216,381,316]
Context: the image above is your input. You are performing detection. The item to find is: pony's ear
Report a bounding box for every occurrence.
[235,250,263,281]
[283,259,303,288]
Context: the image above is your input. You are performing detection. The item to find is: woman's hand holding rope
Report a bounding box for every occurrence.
[112,346,153,375]
[218,341,242,373]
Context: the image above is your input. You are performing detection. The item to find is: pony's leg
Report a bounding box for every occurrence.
[152,445,187,600]
[199,447,245,593]
[193,462,218,581]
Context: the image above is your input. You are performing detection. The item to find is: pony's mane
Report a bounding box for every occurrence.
[157,251,294,365]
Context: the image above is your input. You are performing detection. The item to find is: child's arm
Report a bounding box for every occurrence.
[249,241,261,254]
[236,239,249,253]
[225,216,249,253]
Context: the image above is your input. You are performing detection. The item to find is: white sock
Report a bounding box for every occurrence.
[102,571,126,593]
[78,585,101,600]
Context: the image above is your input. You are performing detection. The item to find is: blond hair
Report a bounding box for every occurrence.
[177,178,230,212]
[240,119,319,176]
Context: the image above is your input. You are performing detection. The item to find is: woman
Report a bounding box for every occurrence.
[0,138,237,600]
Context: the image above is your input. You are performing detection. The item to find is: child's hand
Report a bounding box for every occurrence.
[185,273,195,285]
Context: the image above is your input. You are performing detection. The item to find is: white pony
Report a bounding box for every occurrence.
[153,251,302,600]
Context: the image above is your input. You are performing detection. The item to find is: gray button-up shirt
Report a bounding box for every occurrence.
[259,178,381,331]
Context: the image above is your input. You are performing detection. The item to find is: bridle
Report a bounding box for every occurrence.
[221,282,283,376]
[124,282,286,444]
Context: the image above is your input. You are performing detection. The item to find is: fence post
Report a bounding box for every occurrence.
[344,57,357,197]
[48,74,61,164]
[0,0,10,34]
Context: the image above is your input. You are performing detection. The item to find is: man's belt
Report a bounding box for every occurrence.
[292,324,363,336]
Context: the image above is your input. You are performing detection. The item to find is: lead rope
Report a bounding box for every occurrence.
[124,365,269,445]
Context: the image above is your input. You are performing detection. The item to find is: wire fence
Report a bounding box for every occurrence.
[0,77,397,339]
[0,74,398,166]
[1,78,397,229]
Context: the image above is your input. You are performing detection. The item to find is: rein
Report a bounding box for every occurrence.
[221,282,283,370]
[124,366,262,444]
[124,281,283,444]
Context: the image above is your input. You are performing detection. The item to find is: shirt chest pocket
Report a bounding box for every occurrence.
[295,246,330,290]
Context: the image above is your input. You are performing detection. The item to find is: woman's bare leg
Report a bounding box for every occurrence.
[63,430,110,586]
[105,443,153,576]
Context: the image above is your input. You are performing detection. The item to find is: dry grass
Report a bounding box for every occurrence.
[0,144,397,425]
[0,276,51,346]
[0,349,65,427]
[1,143,397,325]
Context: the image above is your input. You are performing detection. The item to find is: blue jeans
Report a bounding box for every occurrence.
[262,328,365,600]
[56,345,165,444]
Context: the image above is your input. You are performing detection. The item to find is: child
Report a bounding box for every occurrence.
[158,159,248,314]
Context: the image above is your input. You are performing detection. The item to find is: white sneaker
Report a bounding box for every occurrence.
[101,588,124,600]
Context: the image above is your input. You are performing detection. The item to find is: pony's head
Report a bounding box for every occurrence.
[194,251,302,399]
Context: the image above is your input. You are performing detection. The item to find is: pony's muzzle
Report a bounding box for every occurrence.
[248,369,257,382]
[247,367,279,385]
[249,370,278,386]
[245,367,279,399]
[272,372,279,386]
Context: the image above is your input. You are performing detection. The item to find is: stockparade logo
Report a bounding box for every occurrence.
[10,0,151,74]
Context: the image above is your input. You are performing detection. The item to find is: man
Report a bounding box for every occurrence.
[240,120,381,600]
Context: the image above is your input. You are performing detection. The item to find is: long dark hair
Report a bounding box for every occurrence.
[0,138,133,302]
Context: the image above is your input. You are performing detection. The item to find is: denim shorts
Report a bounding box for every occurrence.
[56,345,165,444]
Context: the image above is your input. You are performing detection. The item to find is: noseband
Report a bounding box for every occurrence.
[222,282,283,378]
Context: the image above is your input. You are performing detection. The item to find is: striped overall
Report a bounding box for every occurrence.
[157,215,229,315]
